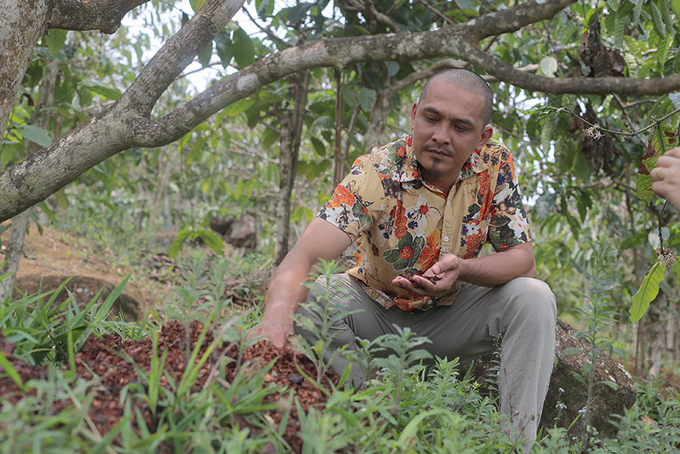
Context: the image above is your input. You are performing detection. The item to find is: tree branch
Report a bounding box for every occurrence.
[2,0,680,222]
[48,0,151,34]
[0,0,245,221]
[139,0,679,147]
[462,43,680,95]
[119,0,245,116]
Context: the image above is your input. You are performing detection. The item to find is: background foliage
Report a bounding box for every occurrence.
[2,0,680,450]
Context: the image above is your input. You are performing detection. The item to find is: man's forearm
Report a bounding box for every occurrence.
[458,242,536,287]
[262,254,316,321]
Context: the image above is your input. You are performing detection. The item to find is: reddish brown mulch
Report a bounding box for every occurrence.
[0,320,336,452]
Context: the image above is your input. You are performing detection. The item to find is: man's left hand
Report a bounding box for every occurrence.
[392,254,461,297]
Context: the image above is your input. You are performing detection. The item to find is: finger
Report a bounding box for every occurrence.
[666,147,680,158]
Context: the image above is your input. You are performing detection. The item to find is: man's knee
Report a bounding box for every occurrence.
[503,277,557,324]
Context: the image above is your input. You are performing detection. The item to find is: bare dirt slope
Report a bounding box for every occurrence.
[1,225,172,319]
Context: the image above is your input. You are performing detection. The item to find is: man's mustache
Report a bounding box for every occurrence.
[423,144,453,157]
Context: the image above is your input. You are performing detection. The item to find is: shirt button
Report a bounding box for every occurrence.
[443,236,449,242]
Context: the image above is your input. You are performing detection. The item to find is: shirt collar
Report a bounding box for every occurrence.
[400,135,490,184]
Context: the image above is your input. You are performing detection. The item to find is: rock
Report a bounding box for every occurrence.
[14,274,142,321]
[210,215,257,249]
[461,319,637,439]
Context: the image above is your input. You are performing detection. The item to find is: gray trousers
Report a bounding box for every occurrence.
[294,274,557,450]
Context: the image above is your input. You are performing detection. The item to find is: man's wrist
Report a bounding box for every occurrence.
[262,301,297,321]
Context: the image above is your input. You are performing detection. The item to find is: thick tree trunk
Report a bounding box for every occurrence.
[0,0,153,142]
[646,293,665,377]
[0,0,52,142]
[364,88,393,152]
[275,115,295,266]
[0,0,245,222]
[273,73,309,265]
[0,57,60,301]
[332,69,345,188]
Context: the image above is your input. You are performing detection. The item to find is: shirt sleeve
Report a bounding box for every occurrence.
[487,151,531,251]
[317,154,376,242]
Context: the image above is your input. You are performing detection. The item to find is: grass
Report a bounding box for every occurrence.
[1,247,679,453]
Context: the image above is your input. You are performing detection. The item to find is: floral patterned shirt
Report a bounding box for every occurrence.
[317,135,530,311]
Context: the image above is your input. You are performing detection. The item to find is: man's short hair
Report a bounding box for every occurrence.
[418,68,493,126]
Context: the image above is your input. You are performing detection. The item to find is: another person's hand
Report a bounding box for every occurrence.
[392,254,462,297]
[651,147,680,210]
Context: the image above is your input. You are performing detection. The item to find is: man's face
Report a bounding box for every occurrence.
[410,78,493,191]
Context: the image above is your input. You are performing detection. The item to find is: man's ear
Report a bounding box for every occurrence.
[476,125,493,150]
[410,102,418,127]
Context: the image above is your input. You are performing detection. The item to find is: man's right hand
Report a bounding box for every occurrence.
[250,317,294,349]
[252,218,351,349]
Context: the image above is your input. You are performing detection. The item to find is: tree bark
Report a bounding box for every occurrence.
[0,0,245,222]
[274,113,294,266]
[273,72,309,265]
[48,0,150,34]
[5,0,680,222]
[646,292,665,378]
[332,69,345,188]
[0,57,61,302]
[0,0,52,144]
[0,0,155,143]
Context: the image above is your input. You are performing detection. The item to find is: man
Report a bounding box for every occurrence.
[254,68,556,449]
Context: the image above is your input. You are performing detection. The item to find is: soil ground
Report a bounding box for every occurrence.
[0,321,335,452]
[0,225,334,452]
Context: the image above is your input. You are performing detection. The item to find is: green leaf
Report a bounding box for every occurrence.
[620,231,647,250]
[186,136,209,163]
[670,93,680,110]
[659,0,675,37]
[630,262,666,323]
[672,259,680,282]
[0,350,25,392]
[224,97,256,117]
[214,31,233,68]
[541,117,555,154]
[651,125,676,159]
[169,229,196,258]
[651,2,666,39]
[17,125,52,147]
[342,86,359,109]
[386,61,400,76]
[673,0,680,17]
[635,173,654,203]
[233,27,255,68]
[358,88,376,112]
[533,192,556,220]
[612,17,626,47]
[597,380,619,390]
[86,83,122,101]
[310,137,326,156]
[257,0,275,16]
[656,34,672,67]
[572,148,590,181]
[561,347,583,356]
[196,228,225,255]
[189,0,207,13]
[46,29,67,56]
[539,57,558,77]
[198,41,213,67]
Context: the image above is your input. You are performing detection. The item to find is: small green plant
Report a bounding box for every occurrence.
[566,238,621,450]
[0,273,131,365]
[366,326,433,421]
[293,259,363,384]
